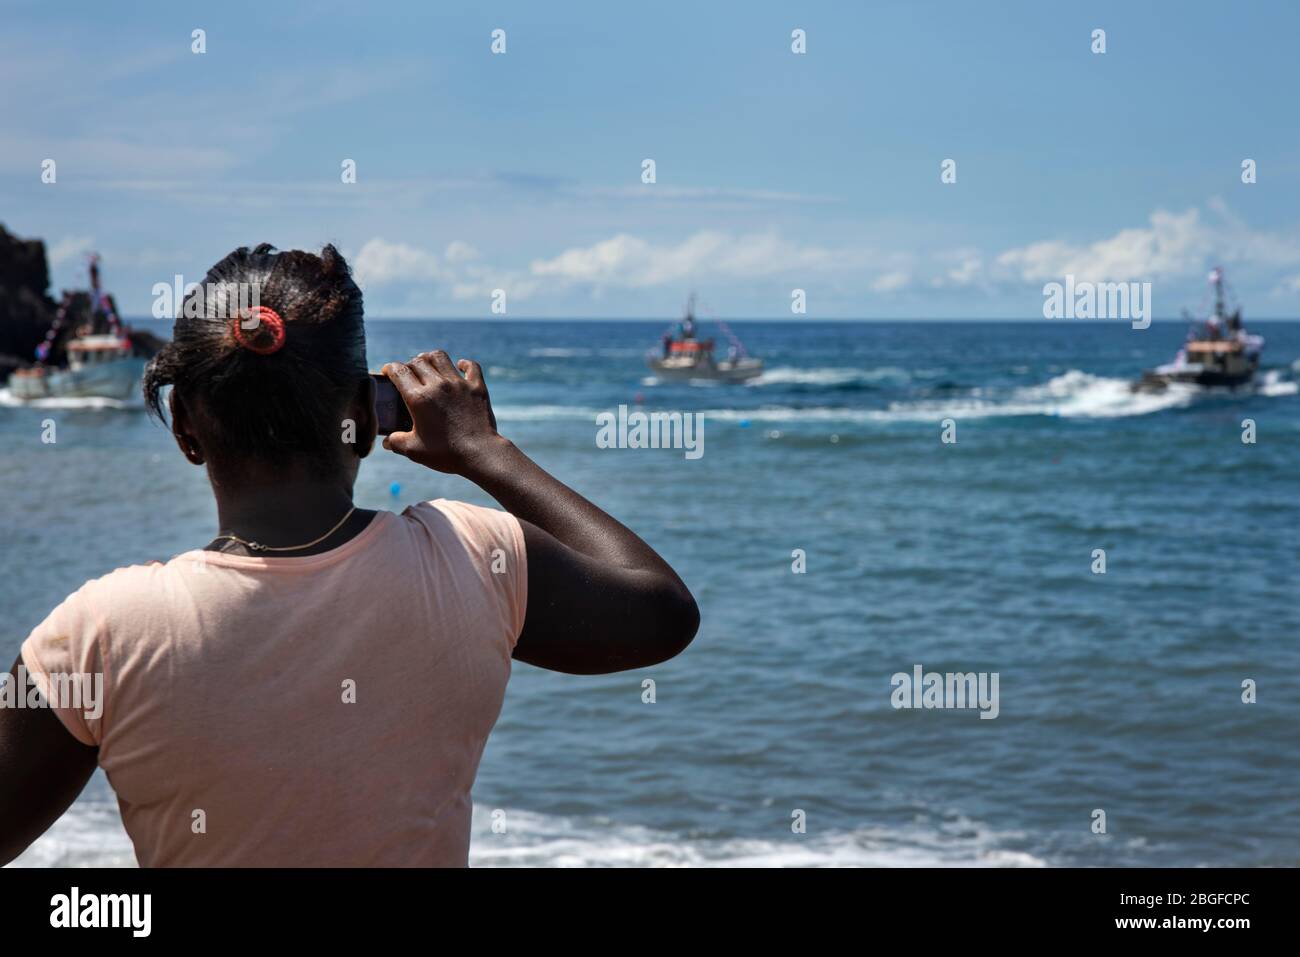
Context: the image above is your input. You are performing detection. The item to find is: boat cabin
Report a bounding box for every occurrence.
[67,335,132,371]
[667,338,714,355]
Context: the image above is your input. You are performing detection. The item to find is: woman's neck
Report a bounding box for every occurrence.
[209,477,371,555]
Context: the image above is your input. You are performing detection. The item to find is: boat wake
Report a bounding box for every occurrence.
[1255,368,1299,397]
[496,367,1295,427]
[863,368,1295,421]
[1003,369,1201,419]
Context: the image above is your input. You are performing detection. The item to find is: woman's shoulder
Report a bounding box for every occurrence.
[399,497,492,519]
[25,561,174,670]
[398,498,524,545]
[396,499,527,645]
[69,559,177,615]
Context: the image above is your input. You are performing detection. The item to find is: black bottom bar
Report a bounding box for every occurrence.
[0,866,1281,941]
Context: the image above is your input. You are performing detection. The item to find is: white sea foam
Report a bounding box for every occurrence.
[494,404,601,422]
[1257,369,1298,397]
[457,368,1299,428]
[748,366,912,387]
[527,347,593,358]
[1009,370,1201,418]
[730,370,1291,423]
[874,372,1202,421]
[704,406,892,424]
[527,347,641,359]
[6,799,1044,868]
[467,808,1045,868]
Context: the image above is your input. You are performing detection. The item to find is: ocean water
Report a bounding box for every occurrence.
[3,319,1298,867]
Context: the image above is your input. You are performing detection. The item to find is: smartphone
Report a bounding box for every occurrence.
[370,372,413,435]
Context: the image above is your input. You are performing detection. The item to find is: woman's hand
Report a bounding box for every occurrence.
[380,351,502,475]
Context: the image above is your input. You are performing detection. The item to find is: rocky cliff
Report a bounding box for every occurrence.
[0,224,59,375]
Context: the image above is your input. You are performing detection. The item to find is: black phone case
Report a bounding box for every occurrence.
[371,373,413,435]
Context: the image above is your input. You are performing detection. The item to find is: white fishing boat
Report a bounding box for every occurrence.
[7,335,145,400]
[5,254,151,402]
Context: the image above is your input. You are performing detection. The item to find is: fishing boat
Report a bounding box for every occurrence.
[7,335,146,400]
[1131,267,1263,393]
[647,296,763,383]
[5,254,151,401]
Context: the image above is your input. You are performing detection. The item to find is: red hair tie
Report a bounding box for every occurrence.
[231,305,286,355]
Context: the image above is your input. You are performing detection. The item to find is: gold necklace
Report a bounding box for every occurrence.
[211,506,357,553]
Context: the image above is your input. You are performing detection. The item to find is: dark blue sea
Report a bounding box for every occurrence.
[4,319,1298,866]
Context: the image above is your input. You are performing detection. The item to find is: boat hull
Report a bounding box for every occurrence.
[6,357,146,401]
[1130,367,1255,393]
[648,357,764,383]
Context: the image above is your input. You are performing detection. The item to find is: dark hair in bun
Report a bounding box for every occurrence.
[144,243,367,473]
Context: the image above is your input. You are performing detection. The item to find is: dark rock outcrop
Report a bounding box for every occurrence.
[0,224,59,376]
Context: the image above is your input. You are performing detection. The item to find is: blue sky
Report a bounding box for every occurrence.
[3,0,1299,318]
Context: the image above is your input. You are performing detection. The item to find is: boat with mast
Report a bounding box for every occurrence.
[6,254,149,401]
[1131,267,1263,392]
[647,294,763,383]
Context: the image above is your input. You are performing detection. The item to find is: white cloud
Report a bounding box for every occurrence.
[346,230,884,313]
[995,209,1210,283]
[351,238,448,286]
[350,236,539,310]
[871,271,911,293]
[346,205,1300,316]
[946,256,983,285]
[529,230,871,288]
[444,240,479,264]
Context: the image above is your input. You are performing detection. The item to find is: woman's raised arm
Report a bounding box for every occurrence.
[381,351,699,674]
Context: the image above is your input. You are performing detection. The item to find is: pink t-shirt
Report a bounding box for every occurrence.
[21,499,527,867]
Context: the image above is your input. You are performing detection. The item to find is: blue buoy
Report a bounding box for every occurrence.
[389,481,401,497]
[738,419,751,428]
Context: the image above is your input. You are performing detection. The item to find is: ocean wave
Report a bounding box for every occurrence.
[492,399,1199,426]
[1010,370,1200,418]
[494,404,601,422]
[881,368,1296,421]
[471,367,1298,427]
[703,406,891,424]
[747,366,912,388]
[527,347,593,358]
[879,375,1183,420]
[1256,369,1298,397]
[527,347,642,359]
[467,808,1045,867]
[9,801,1046,868]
